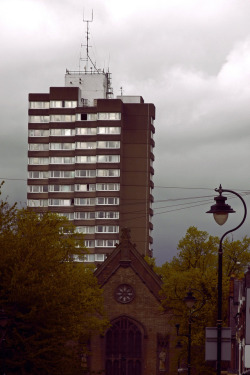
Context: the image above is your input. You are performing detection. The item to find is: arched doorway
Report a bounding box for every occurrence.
[105,316,143,375]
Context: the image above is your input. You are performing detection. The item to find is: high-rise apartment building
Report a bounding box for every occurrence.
[27,70,155,262]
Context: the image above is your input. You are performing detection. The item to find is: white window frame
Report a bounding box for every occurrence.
[29,116,50,123]
[76,226,95,234]
[49,185,74,192]
[28,171,48,179]
[28,157,49,165]
[97,141,120,149]
[76,156,96,164]
[29,102,49,109]
[49,157,75,164]
[75,170,96,178]
[95,211,119,219]
[27,199,48,207]
[97,113,121,120]
[97,169,120,177]
[96,197,119,205]
[28,129,49,137]
[48,199,72,206]
[49,171,75,178]
[75,184,96,192]
[27,185,48,193]
[97,155,120,163]
[74,198,96,206]
[74,212,96,220]
[28,144,49,151]
[95,239,117,247]
[96,183,120,191]
[95,226,119,233]
[97,127,121,134]
[50,143,75,150]
[50,114,75,122]
[76,142,96,149]
[50,129,75,136]
[75,128,97,135]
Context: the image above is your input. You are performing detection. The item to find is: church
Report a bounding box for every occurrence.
[90,228,176,375]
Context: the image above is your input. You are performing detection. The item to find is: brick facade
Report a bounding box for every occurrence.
[90,229,175,375]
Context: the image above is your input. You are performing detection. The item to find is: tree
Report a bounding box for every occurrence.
[158,226,250,374]
[0,185,109,374]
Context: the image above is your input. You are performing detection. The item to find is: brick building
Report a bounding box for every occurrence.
[27,70,155,263]
[90,228,175,375]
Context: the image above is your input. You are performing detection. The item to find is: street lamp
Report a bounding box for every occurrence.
[176,290,205,375]
[0,309,9,375]
[206,185,247,375]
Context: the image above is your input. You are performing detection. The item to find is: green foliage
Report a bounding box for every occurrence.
[0,186,109,374]
[159,226,250,374]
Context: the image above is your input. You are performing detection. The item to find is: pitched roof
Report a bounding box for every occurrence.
[94,228,163,302]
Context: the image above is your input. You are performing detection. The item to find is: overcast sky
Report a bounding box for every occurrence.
[1,0,250,264]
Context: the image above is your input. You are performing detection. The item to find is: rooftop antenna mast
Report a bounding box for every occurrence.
[81,10,98,72]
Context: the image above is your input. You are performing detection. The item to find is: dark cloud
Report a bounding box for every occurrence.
[1,0,250,264]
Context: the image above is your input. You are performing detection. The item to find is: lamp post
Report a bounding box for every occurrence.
[176,290,205,375]
[206,185,247,375]
[0,309,8,375]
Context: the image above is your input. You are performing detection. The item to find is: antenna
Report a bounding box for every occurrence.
[80,10,98,72]
[83,10,93,63]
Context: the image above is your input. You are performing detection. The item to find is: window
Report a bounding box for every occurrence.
[84,240,95,248]
[50,129,75,136]
[105,317,142,375]
[76,226,95,234]
[49,185,74,192]
[76,156,96,163]
[95,239,117,247]
[76,113,97,121]
[49,157,75,164]
[75,184,96,192]
[76,142,96,149]
[96,226,119,233]
[27,185,48,193]
[74,212,95,220]
[27,199,48,207]
[29,102,49,109]
[97,141,120,149]
[49,170,75,178]
[50,143,75,150]
[74,198,95,206]
[84,254,95,262]
[97,113,121,120]
[96,197,119,205]
[97,155,120,163]
[28,129,49,137]
[29,157,49,165]
[96,211,119,219]
[29,116,50,123]
[83,253,106,262]
[97,127,121,134]
[76,128,97,135]
[96,183,120,191]
[28,171,48,179]
[50,114,75,122]
[57,213,74,220]
[75,170,96,178]
[97,169,120,177]
[48,199,72,206]
[50,100,77,108]
[29,144,49,151]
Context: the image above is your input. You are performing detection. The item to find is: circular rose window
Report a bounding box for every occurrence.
[115,284,135,304]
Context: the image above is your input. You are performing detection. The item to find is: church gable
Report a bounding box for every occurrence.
[91,229,175,375]
[94,228,163,302]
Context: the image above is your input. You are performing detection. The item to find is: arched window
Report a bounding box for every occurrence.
[105,317,143,375]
